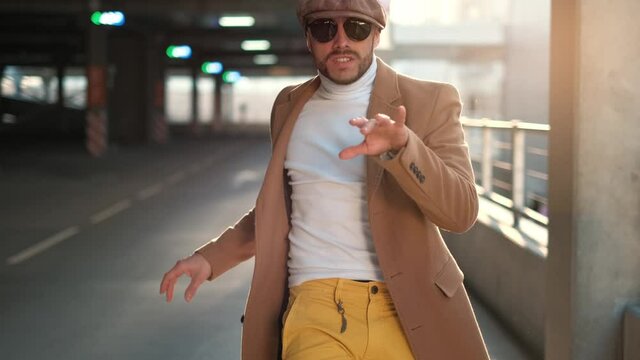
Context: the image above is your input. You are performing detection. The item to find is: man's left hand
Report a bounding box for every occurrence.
[339,105,408,160]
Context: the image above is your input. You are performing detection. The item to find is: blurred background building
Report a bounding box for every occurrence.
[1,0,550,130]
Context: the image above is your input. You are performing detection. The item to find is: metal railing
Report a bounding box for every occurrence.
[461,117,550,228]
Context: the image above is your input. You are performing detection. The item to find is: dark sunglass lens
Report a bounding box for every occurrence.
[344,18,372,41]
[308,19,337,43]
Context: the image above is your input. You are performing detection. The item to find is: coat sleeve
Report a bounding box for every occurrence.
[375,83,478,233]
[194,209,256,281]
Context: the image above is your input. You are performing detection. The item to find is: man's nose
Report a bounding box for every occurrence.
[332,22,350,48]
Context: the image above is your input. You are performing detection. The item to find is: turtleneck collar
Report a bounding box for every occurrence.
[316,58,377,100]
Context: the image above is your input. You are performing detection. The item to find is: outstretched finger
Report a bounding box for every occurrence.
[184,275,206,303]
[339,142,367,160]
[160,262,185,302]
[160,273,179,302]
[165,278,177,303]
[160,271,172,294]
[348,117,369,129]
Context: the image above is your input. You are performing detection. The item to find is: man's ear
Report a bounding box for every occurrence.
[305,32,312,52]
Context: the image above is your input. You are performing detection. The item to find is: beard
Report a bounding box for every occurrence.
[314,46,375,85]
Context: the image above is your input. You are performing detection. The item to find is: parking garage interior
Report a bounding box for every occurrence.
[1,1,639,359]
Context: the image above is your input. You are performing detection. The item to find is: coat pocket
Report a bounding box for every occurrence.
[434,256,465,298]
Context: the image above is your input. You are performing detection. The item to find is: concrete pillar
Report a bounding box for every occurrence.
[85,2,109,157]
[212,74,223,132]
[546,0,640,359]
[108,32,168,145]
[146,34,168,144]
[57,65,64,108]
[221,82,234,123]
[190,65,200,135]
[108,32,147,144]
[0,65,5,115]
[14,69,22,97]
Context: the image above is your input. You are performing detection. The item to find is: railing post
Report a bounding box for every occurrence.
[511,120,526,227]
[482,123,493,194]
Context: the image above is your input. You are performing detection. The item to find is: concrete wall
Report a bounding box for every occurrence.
[545,0,640,359]
[572,0,640,358]
[399,1,640,359]
[444,219,546,357]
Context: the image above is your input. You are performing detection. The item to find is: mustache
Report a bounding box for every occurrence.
[324,50,360,62]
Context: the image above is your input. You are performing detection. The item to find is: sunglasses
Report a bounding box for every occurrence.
[306,18,373,43]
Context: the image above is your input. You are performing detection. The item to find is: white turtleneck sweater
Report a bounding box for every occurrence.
[285,60,384,287]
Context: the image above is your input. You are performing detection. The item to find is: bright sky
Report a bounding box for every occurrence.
[389,0,508,26]
[390,0,430,26]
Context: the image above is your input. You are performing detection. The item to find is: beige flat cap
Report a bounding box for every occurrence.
[296,0,387,29]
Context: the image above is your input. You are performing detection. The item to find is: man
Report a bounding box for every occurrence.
[160,0,490,359]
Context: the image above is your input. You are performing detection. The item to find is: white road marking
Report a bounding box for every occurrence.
[6,226,80,265]
[137,183,164,200]
[90,199,132,224]
[233,169,262,187]
[6,148,242,266]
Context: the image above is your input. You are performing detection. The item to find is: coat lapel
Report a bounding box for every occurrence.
[366,58,403,202]
[271,78,321,165]
[257,77,320,220]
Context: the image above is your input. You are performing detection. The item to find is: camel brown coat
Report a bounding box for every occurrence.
[195,58,490,360]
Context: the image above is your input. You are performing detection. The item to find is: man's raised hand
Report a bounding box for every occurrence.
[339,105,408,160]
[160,253,211,303]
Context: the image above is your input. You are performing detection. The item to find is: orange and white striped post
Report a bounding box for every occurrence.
[85,64,108,157]
[151,79,168,144]
[86,109,107,156]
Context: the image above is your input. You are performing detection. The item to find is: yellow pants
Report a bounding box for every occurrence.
[282,278,415,360]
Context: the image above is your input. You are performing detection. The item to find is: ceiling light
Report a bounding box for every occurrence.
[219,16,255,27]
[241,40,271,51]
[201,61,223,74]
[222,71,242,83]
[253,54,278,65]
[166,45,192,59]
[91,11,125,26]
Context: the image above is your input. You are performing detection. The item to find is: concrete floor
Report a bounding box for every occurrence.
[0,137,536,359]
[472,297,536,360]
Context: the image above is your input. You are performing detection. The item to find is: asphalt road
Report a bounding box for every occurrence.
[0,137,269,360]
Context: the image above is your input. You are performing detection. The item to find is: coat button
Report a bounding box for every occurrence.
[371,285,379,294]
[240,314,245,323]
